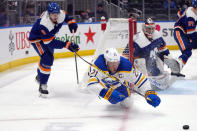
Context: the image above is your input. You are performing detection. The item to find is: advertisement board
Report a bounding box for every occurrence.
[0,21,179,72]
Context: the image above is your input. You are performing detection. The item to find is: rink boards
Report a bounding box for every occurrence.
[0,22,178,72]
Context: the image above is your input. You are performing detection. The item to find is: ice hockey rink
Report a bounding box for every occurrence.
[0,50,197,131]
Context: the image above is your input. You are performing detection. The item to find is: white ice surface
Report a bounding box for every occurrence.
[0,50,197,131]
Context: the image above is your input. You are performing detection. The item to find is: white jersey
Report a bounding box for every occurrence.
[134,30,161,48]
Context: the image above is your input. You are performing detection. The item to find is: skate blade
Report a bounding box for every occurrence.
[39,93,48,98]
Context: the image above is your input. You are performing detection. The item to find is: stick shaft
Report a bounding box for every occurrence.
[75,52,79,84]
[72,32,79,84]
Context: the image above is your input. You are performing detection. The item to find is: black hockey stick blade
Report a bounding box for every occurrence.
[171,72,185,77]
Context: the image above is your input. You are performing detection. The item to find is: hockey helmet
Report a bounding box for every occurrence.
[104,48,120,63]
[47,2,60,14]
[193,0,197,8]
[142,18,155,36]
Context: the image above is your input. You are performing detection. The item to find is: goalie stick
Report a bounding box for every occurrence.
[75,52,147,98]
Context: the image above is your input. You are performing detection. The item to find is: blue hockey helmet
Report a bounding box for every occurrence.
[47,2,60,14]
[192,0,197,8]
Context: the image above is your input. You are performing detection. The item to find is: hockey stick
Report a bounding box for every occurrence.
[74,52,79,84]
[73,32,79,84]
[171,72,185,77]
[75,52,146,98]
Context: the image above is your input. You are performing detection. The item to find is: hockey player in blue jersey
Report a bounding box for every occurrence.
[87,48,160,108]
[28,2,79,97]
[174,0,197,70]
[123,18,181,90]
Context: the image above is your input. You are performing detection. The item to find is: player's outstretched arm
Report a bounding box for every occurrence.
[128,67,161,107]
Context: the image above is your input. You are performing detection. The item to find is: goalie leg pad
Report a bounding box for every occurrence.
[149,72,170,90]
[164,55,182,73]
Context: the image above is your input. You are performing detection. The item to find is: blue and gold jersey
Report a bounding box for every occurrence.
[87,54,151,96]
[94,54,133,75]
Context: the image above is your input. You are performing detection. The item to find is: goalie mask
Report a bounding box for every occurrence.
[142,18,155,38]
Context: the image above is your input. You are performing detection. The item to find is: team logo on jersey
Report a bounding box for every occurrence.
[8,30,15,55]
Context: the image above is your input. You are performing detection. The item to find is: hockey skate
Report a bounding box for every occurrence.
[39,84,48,98]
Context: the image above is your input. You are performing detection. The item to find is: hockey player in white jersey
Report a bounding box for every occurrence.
[123,18,182,90]
[87,48,161,108]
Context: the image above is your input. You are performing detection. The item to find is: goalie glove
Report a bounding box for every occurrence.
[145,90,161,107]
[99,88,126,104]
[65,41,79,52]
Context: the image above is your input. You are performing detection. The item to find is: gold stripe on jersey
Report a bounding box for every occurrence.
[135,74,146,87]
[125,80,131,96]
[88,77,99,84]
[104,88,114,100]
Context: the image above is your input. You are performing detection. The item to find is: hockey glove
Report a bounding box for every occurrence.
[145,90,161,107]
[99,88,126,104]
[65,41,79,52]
[68,19,78,33]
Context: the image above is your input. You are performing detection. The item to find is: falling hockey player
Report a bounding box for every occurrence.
[87,48,161,108]
[28,2,79,97]
[123,18,183,90]
[174,0,197,70]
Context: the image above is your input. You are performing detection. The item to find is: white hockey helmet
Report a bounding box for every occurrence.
[104,48,120,62]
[142,18,155,37]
